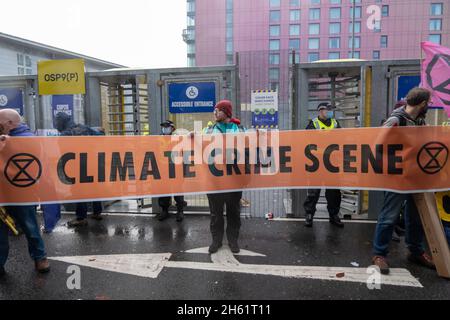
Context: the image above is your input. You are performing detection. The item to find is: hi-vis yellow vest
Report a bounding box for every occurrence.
[312,118,338,130]
[436,192,450,223]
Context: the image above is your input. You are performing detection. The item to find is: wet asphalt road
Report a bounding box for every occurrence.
[0,214,449,300]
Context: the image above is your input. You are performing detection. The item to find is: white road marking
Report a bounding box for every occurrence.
[272,218,378,224]
[49,247,422,288]
[184,246,266,257]
[49,253,171,279]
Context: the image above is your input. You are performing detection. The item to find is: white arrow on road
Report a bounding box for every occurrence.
[49,246,422,288]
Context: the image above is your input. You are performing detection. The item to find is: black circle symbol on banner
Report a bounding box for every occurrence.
[4,153,42,187]
[417,142,448,174]
[426,54,450,107]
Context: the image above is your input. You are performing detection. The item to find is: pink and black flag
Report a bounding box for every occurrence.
[421,41,450,117]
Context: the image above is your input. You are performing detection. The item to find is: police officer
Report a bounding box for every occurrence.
[158,120,186,222]
[303,102,344,228]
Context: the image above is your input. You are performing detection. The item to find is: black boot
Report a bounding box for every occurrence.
[176,209,184,222]
[304,213,313,227]
[329,215,344,228]
[208,239,223,254]
[158,208,169,221]
[0,265,5,277]
[228,239,240,254]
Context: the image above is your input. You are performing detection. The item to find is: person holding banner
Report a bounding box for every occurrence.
[0,109,50,276]
[54,112,103,227]
[202,100,245,254]
[303,102,344,228]
[372,87,435,275]
[157,120,186,222]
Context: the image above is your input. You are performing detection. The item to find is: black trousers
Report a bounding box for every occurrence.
[303,189,341,217]
[207,192,242,243]
[158,196,185,211]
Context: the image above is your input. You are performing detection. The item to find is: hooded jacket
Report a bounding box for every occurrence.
[9,123,34,137]
[383,106,426,127]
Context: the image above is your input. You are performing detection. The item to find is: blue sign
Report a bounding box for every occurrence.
[168,82,216,113]
[0,88,24,115]
[397,76,421,101]
[52,95,74,126]
[252,111,278,128]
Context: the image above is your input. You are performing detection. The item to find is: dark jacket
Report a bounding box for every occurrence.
[383,106,426,127]
[54,112,98,136]
[306,117,341,130]
[9,123,34,137]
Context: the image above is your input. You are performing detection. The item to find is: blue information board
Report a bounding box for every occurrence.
[397,76,421,101]
[0,88,24,115]
[168,82,216,113]
[52,95,74,126]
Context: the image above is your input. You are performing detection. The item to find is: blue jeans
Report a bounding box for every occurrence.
[0,206,47,267]
[373,192,425,257]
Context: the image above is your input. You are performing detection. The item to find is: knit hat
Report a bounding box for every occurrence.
[215,100,233,118]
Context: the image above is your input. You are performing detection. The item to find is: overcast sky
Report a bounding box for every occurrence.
[0,0,187,68]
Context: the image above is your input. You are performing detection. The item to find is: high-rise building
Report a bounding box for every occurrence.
[184,0,449,66]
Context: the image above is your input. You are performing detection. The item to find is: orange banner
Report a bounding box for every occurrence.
[0,126,449,205]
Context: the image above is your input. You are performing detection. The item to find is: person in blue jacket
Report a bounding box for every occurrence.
[0,109,50,276]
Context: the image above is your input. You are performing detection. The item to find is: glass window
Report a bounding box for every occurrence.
[349,36,361,49]
[290,24,301,36]
[373,51,380,60]
[348,51,360,59]
[269,68,280,80]
[290,9,301,21]
[270,25,280,37]
[329,7,341,19]
[328,52,340,59]
[226,41,233,53]
[269,53,280,65]
[187,16,195,27]
[308,38,320,50]
[289,52,300,64]
[431,3,443,16]
[187,1,195,13]
[373,20,381,32]
[187,43,196,54]
[270,39,280,50]
[187,57,196,67]
[227,55,234,65]
[226,27,233,38]
[350,7,362,19]
[270,0,280,7]
[309,8,320,20]
[226,13,233,24]
[25,56,32,67]
[329,23,341,34]
[380,35,388,48]
[429,19,442,31]
[17,53,24,66]
[310,0,320,4]
[429,34,442,44]
[270,82,279,91]
[330,0,341,3]
[349,21,361,33]
[290,0,300,6]
[382,5,389,17]
[309,23,320,35]
[226,0,233,10]
[289,39,300,50]
[270,10,281,22]
[17,67,24,75]
[329,37,340,49]
[308,52,320,62]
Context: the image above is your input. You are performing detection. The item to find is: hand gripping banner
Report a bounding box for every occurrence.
[0,126,449,205]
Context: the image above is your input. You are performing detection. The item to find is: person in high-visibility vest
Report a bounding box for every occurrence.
[303,102,344,228]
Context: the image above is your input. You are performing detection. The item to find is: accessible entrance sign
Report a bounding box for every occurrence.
[168,82,216,113]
